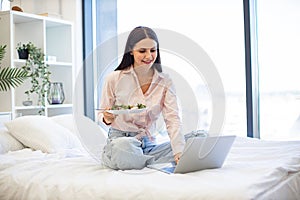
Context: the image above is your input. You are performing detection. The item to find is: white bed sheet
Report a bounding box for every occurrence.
[0,137,300,200]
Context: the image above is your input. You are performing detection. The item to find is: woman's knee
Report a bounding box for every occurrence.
[112,137,142,153]
[103,137,153,170]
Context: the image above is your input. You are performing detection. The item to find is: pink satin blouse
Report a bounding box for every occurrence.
[99,66,185,155]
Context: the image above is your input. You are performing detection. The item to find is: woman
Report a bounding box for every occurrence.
[98,26,185,170]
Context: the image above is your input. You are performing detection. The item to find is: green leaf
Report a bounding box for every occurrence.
[0,67,29,91]
[0,45,7,64]
[18,42,51,115]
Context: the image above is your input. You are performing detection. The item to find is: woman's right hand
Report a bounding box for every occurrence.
[174,152,182,165]
[103,108,116,124]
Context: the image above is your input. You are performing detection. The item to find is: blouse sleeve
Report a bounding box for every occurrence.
[162,78,185,155]
[98,73,116,125]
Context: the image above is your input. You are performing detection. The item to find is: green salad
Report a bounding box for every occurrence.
[111,103,146,110]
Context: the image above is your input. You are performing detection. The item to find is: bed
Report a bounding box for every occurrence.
[0,114,300,200]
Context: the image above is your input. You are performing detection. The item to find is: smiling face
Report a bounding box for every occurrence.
[131,38,157,69]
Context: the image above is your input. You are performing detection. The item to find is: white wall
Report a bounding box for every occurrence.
[10,0,84,115]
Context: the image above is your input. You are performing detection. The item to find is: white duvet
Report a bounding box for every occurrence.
[0,137,300,200]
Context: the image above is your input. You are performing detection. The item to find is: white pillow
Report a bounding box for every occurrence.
[0,128,24,154]
[51,114,108,159]
[51,114,76,134]
[72,114,107,160]
[5,116,83,153]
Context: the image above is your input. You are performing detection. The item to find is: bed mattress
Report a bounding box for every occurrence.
[0,137,300,200]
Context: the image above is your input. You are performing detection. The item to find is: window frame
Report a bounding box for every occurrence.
[82,0,260,138]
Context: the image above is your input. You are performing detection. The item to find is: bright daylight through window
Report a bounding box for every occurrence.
[117,0,247,137]
[257,0,300,140]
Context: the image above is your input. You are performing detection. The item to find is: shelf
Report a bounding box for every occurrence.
[14,59,72,67]
[15,106,43,110]
[0,112,12,116]
[46,20,72,28]
[12,11,43,24]
[14,59,73,67]
[13,59,26,64]
[46,61,72,66]
[0,10,74,119]
[46,104,73,109]
[0,10,72,26]
[15,104,73,110]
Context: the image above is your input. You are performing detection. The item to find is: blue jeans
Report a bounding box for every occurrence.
[101,128,174,170]
[101,128,206,170]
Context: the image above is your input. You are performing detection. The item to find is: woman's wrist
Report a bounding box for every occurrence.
[174,152,182,164]
[103,117,112,125]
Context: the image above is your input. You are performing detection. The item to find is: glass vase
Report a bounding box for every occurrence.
[47,82,65,104]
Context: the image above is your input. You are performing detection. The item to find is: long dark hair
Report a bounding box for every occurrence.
[115,26,162,72]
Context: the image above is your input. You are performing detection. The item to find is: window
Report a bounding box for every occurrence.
[256,0,300,140]
[117,0,247,136]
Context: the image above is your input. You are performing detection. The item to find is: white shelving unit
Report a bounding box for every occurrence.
[0,10,74,119]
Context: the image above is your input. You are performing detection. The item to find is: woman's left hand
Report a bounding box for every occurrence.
[174,152,182,164]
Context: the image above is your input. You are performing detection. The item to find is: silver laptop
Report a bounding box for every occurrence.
[147,135,236,174]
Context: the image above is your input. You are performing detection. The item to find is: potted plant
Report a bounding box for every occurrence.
[0,44,28,91]
[20,42,51,114]
[16,42,30,59]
